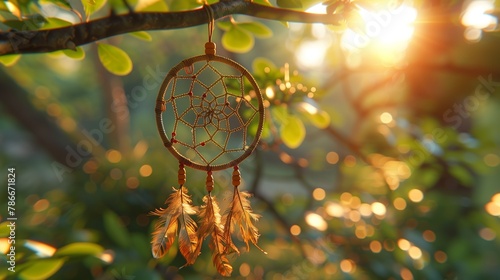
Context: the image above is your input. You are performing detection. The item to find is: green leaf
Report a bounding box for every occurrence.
[253,0,272,6]
[307,110,331,129]
[271,105,289,124]
[61,47,85,60]
[54,242,104,256]
[19,258,66,280]
[216,21,232,31]
[130,233,150,258]
[221,25,254,53]
[40,17,72,30]
[40,0,72,9]
[280,114,305,149]
[0,54,21,66]
[128,31,152,41]
[252,57,277,73]
[81,0,107,20]
[103,210,130,247]
[135,0,168,12]
[3,17,43,30]
[449,164,474,186]
[238,22,273,38]
[276,0,302,8]
[97,43,133,76]
[0,221,11,237]
[0,1,9,11]
[168,0,199,11]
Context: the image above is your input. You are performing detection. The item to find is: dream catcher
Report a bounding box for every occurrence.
[151,5,265,276]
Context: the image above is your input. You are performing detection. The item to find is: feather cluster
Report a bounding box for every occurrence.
[151,187,199,264]
[196,194,233,276]
[151,186,264,277]
[222,187,266,254]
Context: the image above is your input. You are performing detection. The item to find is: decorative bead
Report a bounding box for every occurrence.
[232,168,241,187]
[205,42,216,55]
[206,172,214,192]
[161,100,166,112]
[178,166,186,185]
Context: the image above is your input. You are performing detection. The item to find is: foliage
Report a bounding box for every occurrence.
[1,0,500,279]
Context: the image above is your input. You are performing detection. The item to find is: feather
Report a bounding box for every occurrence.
[222,187,266,254]
[197,194,233,276]
[177,187,199,265]
[151,186,199,264]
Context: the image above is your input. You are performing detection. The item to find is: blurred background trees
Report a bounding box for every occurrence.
[1,0,500,279]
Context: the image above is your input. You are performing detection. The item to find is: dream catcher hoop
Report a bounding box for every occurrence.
[151,4,265,277]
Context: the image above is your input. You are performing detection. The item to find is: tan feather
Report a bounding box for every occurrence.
[177,187,199,265]
[150,186,199,263]
[197,195,233,276]
[223,188,266,254]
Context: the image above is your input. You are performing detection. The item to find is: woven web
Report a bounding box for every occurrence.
[161,59,260,167]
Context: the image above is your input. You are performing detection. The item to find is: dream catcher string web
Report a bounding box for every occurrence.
[161,56,262,170]
[151,4,265,277]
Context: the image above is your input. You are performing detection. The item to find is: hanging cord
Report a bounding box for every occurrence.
[204,3,216,55]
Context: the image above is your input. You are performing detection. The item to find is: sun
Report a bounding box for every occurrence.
[340,2,418,65]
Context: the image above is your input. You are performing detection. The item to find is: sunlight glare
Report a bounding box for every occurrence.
[461,0,497,42]
[342,4,417,52]
[295,40,330,69]
[305,212,328,231]
[306,3,327,14]
[24,240,56,257]
[462,0,496,29]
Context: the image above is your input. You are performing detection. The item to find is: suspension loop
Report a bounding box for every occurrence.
[204,4,215,43]
[204,4,216,55]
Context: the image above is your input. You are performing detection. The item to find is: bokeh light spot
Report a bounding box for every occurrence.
[139,164,153,177]
[312,188,326,201]
[326,202,344,218]
[33,199,50,212]
[370,240,382,253]
[83,160,98,174]
[408,189,424,203]
[126,177,139,189]
[398,238,411,251]
[400,267,414,280]
[408,246,422,259]
[239,262,251,277]
[110,168,123,180]
[326,151,339,164]
[290,225,301,236]
[106,149,122,163]
[423,230,436,242]
[340,259,355,273]
[393,197,407,210]
[344,155,357,167]
[371,202,387,216]
[483,153,500,167]
[305,212,328,231]
[380,112,393,124]
[479,227,496,241]
[434,251,447,263]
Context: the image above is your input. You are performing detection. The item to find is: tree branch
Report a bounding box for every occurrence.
[0,1,343,55]
[0,70,77,167]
